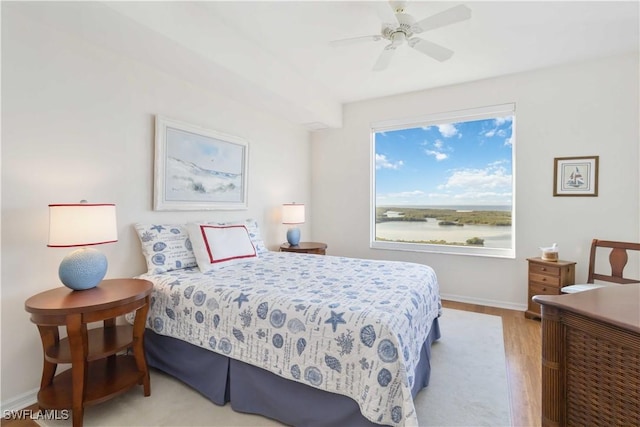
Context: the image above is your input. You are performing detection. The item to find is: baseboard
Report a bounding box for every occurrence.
[441,293,527,312]
[1,387,38,413]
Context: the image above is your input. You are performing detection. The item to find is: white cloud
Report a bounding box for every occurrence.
[425,150,448,161]
[437,123,458,138]
[441,165,512,191]
[375,153,403,170]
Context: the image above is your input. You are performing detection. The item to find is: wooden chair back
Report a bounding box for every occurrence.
[587,239,640,285]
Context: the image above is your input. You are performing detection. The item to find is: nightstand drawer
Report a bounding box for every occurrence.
[529,263,560,277]
[529,282,560,297]
[529,272,561,287]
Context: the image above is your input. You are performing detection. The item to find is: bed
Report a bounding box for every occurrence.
[130,220,442,426]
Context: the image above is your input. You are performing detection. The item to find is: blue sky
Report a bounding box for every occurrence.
[375,116,513,207]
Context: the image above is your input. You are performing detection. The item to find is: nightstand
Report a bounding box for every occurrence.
[525,257,575,319]
[280,242,327,255]
[24,278,153,427]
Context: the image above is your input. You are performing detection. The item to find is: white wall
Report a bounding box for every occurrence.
[311,53,640,309]
[1,5,311,407]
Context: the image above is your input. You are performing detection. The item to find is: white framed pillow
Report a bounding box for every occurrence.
[187,223,258,272]
[134,223,197,274]
[209,218,268,254]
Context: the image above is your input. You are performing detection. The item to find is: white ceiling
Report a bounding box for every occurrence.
[17,1,639,129]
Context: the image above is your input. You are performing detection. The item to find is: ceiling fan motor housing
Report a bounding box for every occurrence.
[382,12,416,43]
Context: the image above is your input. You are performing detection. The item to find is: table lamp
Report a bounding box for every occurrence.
[282,203,305,246]
[48,201,117,290]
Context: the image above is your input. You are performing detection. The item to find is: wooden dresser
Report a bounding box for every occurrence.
[525,257,575,319]
[534,285,640,427]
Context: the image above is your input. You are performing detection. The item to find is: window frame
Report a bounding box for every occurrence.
[370,103,516,259]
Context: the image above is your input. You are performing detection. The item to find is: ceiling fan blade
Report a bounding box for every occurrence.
[372,44,397,71]
[376,1,399,27]
[412,4,471,34]
[329,34,382,47]
[408,37,454,62]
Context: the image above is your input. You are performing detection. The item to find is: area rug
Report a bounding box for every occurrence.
[38,308,511,427]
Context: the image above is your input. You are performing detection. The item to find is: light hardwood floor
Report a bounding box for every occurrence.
[2,301,541,427]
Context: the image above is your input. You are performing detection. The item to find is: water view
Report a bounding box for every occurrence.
[375,206,513,249]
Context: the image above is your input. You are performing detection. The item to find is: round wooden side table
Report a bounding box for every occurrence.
[24,278,153,427]
[279,242,328,255]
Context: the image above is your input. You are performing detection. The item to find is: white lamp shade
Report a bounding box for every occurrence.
[48,203,118,247]
[282,203,305,224]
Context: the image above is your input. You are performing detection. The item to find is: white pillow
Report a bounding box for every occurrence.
[187,223,258,272]
[210,218,268,254]
[134,223,197,274]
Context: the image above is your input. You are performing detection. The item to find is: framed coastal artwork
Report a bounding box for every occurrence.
[154,116,249,210]
[553,156,599,197]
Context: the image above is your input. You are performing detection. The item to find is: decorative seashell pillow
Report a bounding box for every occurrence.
[134,223,198,274]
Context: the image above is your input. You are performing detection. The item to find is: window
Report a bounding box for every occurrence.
[371,104,515,258]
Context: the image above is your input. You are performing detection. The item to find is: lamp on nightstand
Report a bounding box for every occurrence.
[282,203,305,246]
[48,201,117,290]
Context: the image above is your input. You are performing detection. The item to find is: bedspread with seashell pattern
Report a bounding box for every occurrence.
[129,251,441,426]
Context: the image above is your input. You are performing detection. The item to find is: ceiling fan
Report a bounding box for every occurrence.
[330,1,471,71]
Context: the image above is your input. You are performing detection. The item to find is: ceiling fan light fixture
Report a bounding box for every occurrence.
[390,32,406,46]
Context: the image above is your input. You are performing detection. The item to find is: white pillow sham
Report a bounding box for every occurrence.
[187,223,258,272]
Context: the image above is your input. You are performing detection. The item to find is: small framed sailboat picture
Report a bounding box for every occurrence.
[553,156,599,196]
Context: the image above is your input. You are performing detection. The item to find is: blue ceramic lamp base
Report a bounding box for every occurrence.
[59,247,108,290]
[286,228,301,246]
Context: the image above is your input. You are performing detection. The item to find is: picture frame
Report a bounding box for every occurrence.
[553,156,599,197]
[154,116,249,210]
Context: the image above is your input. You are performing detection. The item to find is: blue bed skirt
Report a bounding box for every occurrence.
[144,317,440,426]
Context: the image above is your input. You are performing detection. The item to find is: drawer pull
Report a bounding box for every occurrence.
[542,287,547,292]
[542,277,546,281]
[541,267,546,271]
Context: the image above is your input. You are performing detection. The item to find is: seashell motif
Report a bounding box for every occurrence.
[272,333,284,348]
[218,338,232,355]
[296,338,307,355]
[360,325,377,348]
[206,298,219,311]
[233,328,245,343]
[256,302,269,319]
[377,339,398,363]
[165,308,175,320]
[290,365,301,380]
[175,261,183,269]
[151,253,166,266]
[184,238,192,251]
[287,318,306,334]
[152,242,167,252]
[269,309,286,328]
[391,406,403,423]
[153,317,163,332]
[150,296,156,309]
[208,336,217,350]
[325,354,342,373]
[195,311,204,323]
[193,290,206,306]
[304,367,323,386]
[213,314,220,328]
[377,368,392,387]
[184,285,195,299]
